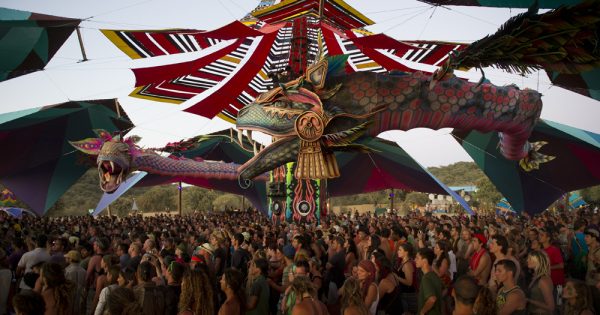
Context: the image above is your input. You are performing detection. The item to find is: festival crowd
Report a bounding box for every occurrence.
[0,206,599,315]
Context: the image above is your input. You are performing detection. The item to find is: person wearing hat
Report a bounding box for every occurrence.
[192,243,215,274]
[584,227,600,286]
[64,249,86,314]
[267,245,295,302]
[467,233,491,286]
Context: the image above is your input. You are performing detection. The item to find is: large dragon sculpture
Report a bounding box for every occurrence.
[69,130,255,193]
[71,1,600,193]
[236,1,600,183]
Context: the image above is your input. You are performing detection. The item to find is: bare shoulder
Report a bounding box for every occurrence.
[291,303,312,315]
[219,299,240,315]
[343,306,367,315]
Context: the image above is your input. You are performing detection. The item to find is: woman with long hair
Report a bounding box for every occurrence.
[106,287,143,315]
[92,254,114,312]
[134,261,166,315]
[94,265,120,315]
[39,262,73,315]
[356,260,378,315]
[396,243,417,314]
[433,240,452,291]
[340,277,368,315]
[526,250,555,315]
[344,237,358,277]
[562,279,594,315]
[218,268,246,315]
[371,251,402,315]
[366,235,381,260]
[288,275,327,315]
[179,266,215,315]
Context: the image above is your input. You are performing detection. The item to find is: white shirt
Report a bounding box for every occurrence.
[95,284,119,315]
[17,248,50,289]
[65,263,87,314]
[448,250,457,279]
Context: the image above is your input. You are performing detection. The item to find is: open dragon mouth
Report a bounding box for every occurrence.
[97,160,128,193]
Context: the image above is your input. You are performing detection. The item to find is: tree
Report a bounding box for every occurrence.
[428,162,486,186]
[473,178,502,210]
[213,194,242,211]
[404,192,429,207]
[581,186,600,205]
[183,186,219,213]
[137,185,177,213]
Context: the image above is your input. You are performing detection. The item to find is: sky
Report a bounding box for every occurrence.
[1,0,599,167]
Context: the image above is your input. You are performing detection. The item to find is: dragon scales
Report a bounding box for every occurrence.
[69,130,263,193]
[236,59,543,182]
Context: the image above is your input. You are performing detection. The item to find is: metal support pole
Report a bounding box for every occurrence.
[76,27,88,62]
[178,181,182,216]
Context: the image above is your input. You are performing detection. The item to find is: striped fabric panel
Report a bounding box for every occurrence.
[336,32,386,73]
[102,29,217,59]
[390,41,466,66]
[130,38,253,103]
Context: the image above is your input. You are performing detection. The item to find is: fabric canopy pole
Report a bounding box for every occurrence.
[93,172,147,216]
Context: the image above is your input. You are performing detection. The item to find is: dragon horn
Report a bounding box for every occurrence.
[93,129,112,141]
[69,137,104,155]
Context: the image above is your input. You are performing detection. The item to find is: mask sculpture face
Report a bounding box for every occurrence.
[236,56,546,182]
[237,0,600,182]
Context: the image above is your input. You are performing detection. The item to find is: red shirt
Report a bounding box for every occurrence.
[544,245,565,286]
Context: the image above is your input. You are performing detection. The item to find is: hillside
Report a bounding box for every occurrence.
[4,161,597,216]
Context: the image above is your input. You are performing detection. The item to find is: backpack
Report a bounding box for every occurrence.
[570,236,588,280]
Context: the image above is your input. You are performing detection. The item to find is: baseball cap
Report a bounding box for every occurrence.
[64,250,81,262]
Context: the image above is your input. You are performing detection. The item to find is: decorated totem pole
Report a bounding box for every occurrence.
[255,0,374,224]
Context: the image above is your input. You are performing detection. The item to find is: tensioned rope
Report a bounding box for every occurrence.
[447,132,570,193]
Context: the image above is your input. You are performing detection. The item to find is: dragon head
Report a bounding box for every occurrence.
[237,56,380,181]
[70,130,139,193]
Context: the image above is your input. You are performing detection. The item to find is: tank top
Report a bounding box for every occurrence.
[377,274,403,315]
[368,283,379,315]
[527,276,553,315]
[496,285,527,315]
[397,260,416,293]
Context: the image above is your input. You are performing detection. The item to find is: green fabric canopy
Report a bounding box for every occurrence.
[0,100,133,216]
[0,7,81,82]
[453,119,600,214]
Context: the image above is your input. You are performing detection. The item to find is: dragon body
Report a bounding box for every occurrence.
[236,67,542,181]
[70,130,245,193]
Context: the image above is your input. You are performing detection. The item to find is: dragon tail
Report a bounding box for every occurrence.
[519,141,556,172]
[438,1,600,77]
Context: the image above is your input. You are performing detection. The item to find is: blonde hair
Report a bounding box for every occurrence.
[340,277,368,315]
[528,250,550,278]
[179,267,215,315]
[288,275,317,299]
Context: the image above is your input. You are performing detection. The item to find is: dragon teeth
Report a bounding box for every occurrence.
[238,129,243,146]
